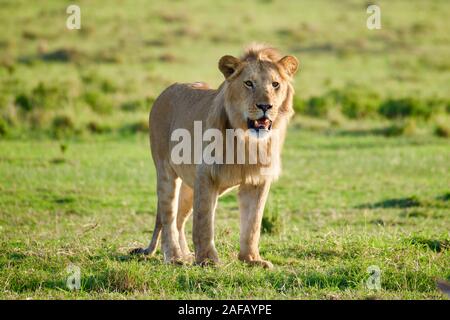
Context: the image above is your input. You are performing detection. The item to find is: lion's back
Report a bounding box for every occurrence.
[150,82,215,120]
[149,82,216,161]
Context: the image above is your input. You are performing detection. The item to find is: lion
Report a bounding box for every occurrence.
[132,44,299,268]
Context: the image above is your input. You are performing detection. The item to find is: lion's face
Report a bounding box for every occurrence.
[219,52,298,137]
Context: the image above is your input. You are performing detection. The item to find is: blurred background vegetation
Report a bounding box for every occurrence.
[0,0,449,138]
[1,0,449,299]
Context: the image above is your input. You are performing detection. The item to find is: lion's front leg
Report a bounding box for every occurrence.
[192,171,219,266]
[238,182,273,269]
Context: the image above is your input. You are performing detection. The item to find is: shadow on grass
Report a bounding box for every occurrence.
[41,271,146,293]
[286,248,343,261]
[356,196,422,209]
[176,266,361,295]
[6,252,27,261]
[86,251,163,265]
[356,194,450,209]
[297,269,359,290]
[409,237,450,253]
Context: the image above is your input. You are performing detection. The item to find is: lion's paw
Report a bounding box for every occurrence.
[239,255,274,269]
[246,259,274,269]
[195,249,220,267]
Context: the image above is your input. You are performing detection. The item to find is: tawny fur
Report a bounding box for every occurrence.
[132,44,299,268]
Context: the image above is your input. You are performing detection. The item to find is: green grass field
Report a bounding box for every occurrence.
[0,0,449,299]
[1,129,449,299]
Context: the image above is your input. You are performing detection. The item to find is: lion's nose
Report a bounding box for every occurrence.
[256,104,272,112]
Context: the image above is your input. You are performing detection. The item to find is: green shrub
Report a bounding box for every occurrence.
[427,97,448,115]
[0,117,9,136]
[99,79,118,93]
[15,82,69,113]
[379,120,417,137]
[332,87,381,119]
[14,93,32,112]
[51,114,76,138]
[292,95,306,114]
[434,122,450,138]
[306,95,330,117]
[379,97,431,119]
[121,97,154,112]
[382,123,405,137]
[262,202,283,235]
[86,121,112,134]
[83,91,114,114]
[81,73,118,93]
[298,87,447,121]
[119,120,149,135]
[301,86,381,119]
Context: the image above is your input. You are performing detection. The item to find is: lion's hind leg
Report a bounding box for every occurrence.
[131,165,184,264]
[154,165,187,264]
[131,163,186,263]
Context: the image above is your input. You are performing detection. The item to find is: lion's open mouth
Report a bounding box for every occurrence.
[247,116,272,131]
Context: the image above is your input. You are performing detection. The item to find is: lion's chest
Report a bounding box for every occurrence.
[211,162,280,188]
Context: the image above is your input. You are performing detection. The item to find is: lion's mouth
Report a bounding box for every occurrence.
[247,116,272,131]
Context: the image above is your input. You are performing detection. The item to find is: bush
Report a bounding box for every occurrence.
[292,95,306,114]
[86,121,112,134]
[0,117,9,136]
[14,82,71,131]
[83,91,114,114]
[434,121,450,138]
[14,93,32,112]
[119,120,149,135]
[305,95,330,117]
[297,86,448,121]
[15,82,68,113]
[51,114,76,138]
[379,120,417,137]
[301,86,381,119]
[382,123,406,137]
[262,201,284,235]
[332,86,381,119]
[379,97,431,119]
[121,97,155,112]
[427,97,449,115]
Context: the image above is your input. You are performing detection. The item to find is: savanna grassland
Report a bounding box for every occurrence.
[0,0,449,299]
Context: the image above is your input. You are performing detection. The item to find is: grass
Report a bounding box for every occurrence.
[1,0,450,136]
[0,127,449,299]
[0,0,449,299]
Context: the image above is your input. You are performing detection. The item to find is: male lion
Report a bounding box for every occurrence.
[132,44,299,268]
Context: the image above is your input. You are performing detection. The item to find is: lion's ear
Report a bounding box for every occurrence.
[278,55,299,77]
[218,55,241,79]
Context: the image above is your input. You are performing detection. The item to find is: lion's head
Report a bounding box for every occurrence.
[218,44,299,138]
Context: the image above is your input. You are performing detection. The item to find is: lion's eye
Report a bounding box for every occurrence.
[272,82,280,88]
[244,80,253,88]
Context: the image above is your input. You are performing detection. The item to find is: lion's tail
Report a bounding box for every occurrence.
[130,212,161,256]
[146,212,162,255]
